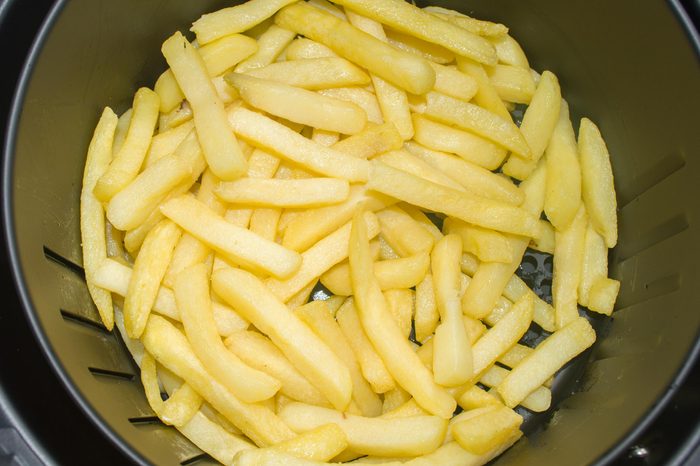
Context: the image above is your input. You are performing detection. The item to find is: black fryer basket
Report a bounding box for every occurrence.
[3,0,700,464]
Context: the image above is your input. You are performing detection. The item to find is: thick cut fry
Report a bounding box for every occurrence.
[280,402,448,457]
[336,299,395,394]
[321,253,429,296]
[227,74,367,134]
[377,206,435,256]
[218,177,350,208]
[236,25,297,73]
[227,106,371,182]
[311,129,340,147]
[405,142,522,206]
[162,32,247,180]
[385,28,455,65]
[553,205,587,329]
[460,162,546,319]
[455,58,511,120]
[331,123,403,159]
[579,118,618,248]
[432,234,473,387]
[265,212,380,302]
[331,0,496,65]
[144,121,193,168]
[425,92,530,159]
[245,57,370,90]
[490,34,529,68]
[318,87,383,125]
[452,406,522,455]
[443,218,514,264]
[295,301,383,417]
[275,3,435,95]
[161,195,301,278]
[155,34,258,112]
[212,267,352,411]
[400,204,443,241]
[112,108,132,155]
[94,88,160,201]
[471,294,533,380]
[175,265,280,403]
[268,424,348,462]
[415,274,439,343]
[93,259,247,336]
[502,71,562,179]
[423,7,508,38]
[479,365,551,412]
[178,412,255,465]
[225,330,328,406]
[587,277,620,316]
[107,132,205,231]
[487,64,535,104]
[578,222,608,307]
[412,114,507,170]
[368,161,541,238]
[530,219,555,254]
[456,385,502,411]
[141,315,295,446]
[384,289,414,339]
[124,220,181,338]
[498,317,595,408]
[80,108,118,330]
[285,38,338,60]
[350,211,456,418]
[375,150,464,191]
[431,63,479,102]
[192,0,298,44]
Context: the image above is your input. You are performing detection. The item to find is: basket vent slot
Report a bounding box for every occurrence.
[60,309,109,334]
[88,367,135,381]
[42,246,85,279]
[127,416,162,426]
[618,151,686,207]
[181,453,214,465]
[616,214,689,262]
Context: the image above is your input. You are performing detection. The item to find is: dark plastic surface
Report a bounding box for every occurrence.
[2,0,700,465]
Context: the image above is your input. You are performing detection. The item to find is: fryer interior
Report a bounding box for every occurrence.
[5,0,700,464]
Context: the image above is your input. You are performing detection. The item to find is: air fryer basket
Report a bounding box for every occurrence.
[3,0,699,464]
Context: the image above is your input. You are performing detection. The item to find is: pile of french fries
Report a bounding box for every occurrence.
[79,0,620,464]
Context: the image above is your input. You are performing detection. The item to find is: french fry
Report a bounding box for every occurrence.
[412,114,507,170]
[93,259,248,336]
[336,299,396,394]
[579,118,618,248]
[218,177,350,208]
[431,63,479,102]
[275,2,436,95]
[502,71,562,180]
[175,265,281,403]
[530,219,555,254]
[460,161,546,319]
[490,33,529,68]
[385,28,455,65]
[268,424,349,462]
[578,221,608,307]
[400,204,443,242]
[471,294,534,380]
[443,218,515,264]
[487,64,536,104]
[112,108,132,155]
[350,210,456,418]
[295,300,383,417]
[225,330,328,406]
[245,57,371,90]
[377,205,435,256]
[451,406,522,455]
[498,317,595,408]
[382,386,412,414]
[94,88,160,201]
[455,385,502,411]
[280,402,448,457]
[553,205,588,329]
[319,87,383,125]
[158,383,203,428]
[431,234,473,387]
[368,161,541,238]
[455,57,511,120]
[107,131,205,231]
[405,141,523,206]
[161,195,302,278]
[331,0,496,65]
[414,274,439,343]
[285,280,318,311]
[227,74,367,134]
[162,32,247,180]
[384,289,414,339]
[331,123,403,159]
[212,267,353,411]
[321,253,429,296]
[192,0,298,45]
[123,219,181,338]
[423,6,508,38]
[285,38,338,60]
[479,365,551,412]
[227,106,371,182]
[265,212,380,302]
[311,129,341,147]
[249,207,282,241]
[375,150,465,191]
[155,34,258,113]
[141,315,295,446]
[238,25,298,73]
[144,120,193,168]
[80,108,118,330]
[424,92,531,159]
[587,277,620,316]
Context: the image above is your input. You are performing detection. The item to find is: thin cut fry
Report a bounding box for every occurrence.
[553,205,587,329]
[245,57,370,90]
[218,177,350,208]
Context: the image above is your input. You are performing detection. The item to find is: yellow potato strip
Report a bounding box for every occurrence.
[245,57,371,90]
[218,177,350,208]
[553,205,588,329]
